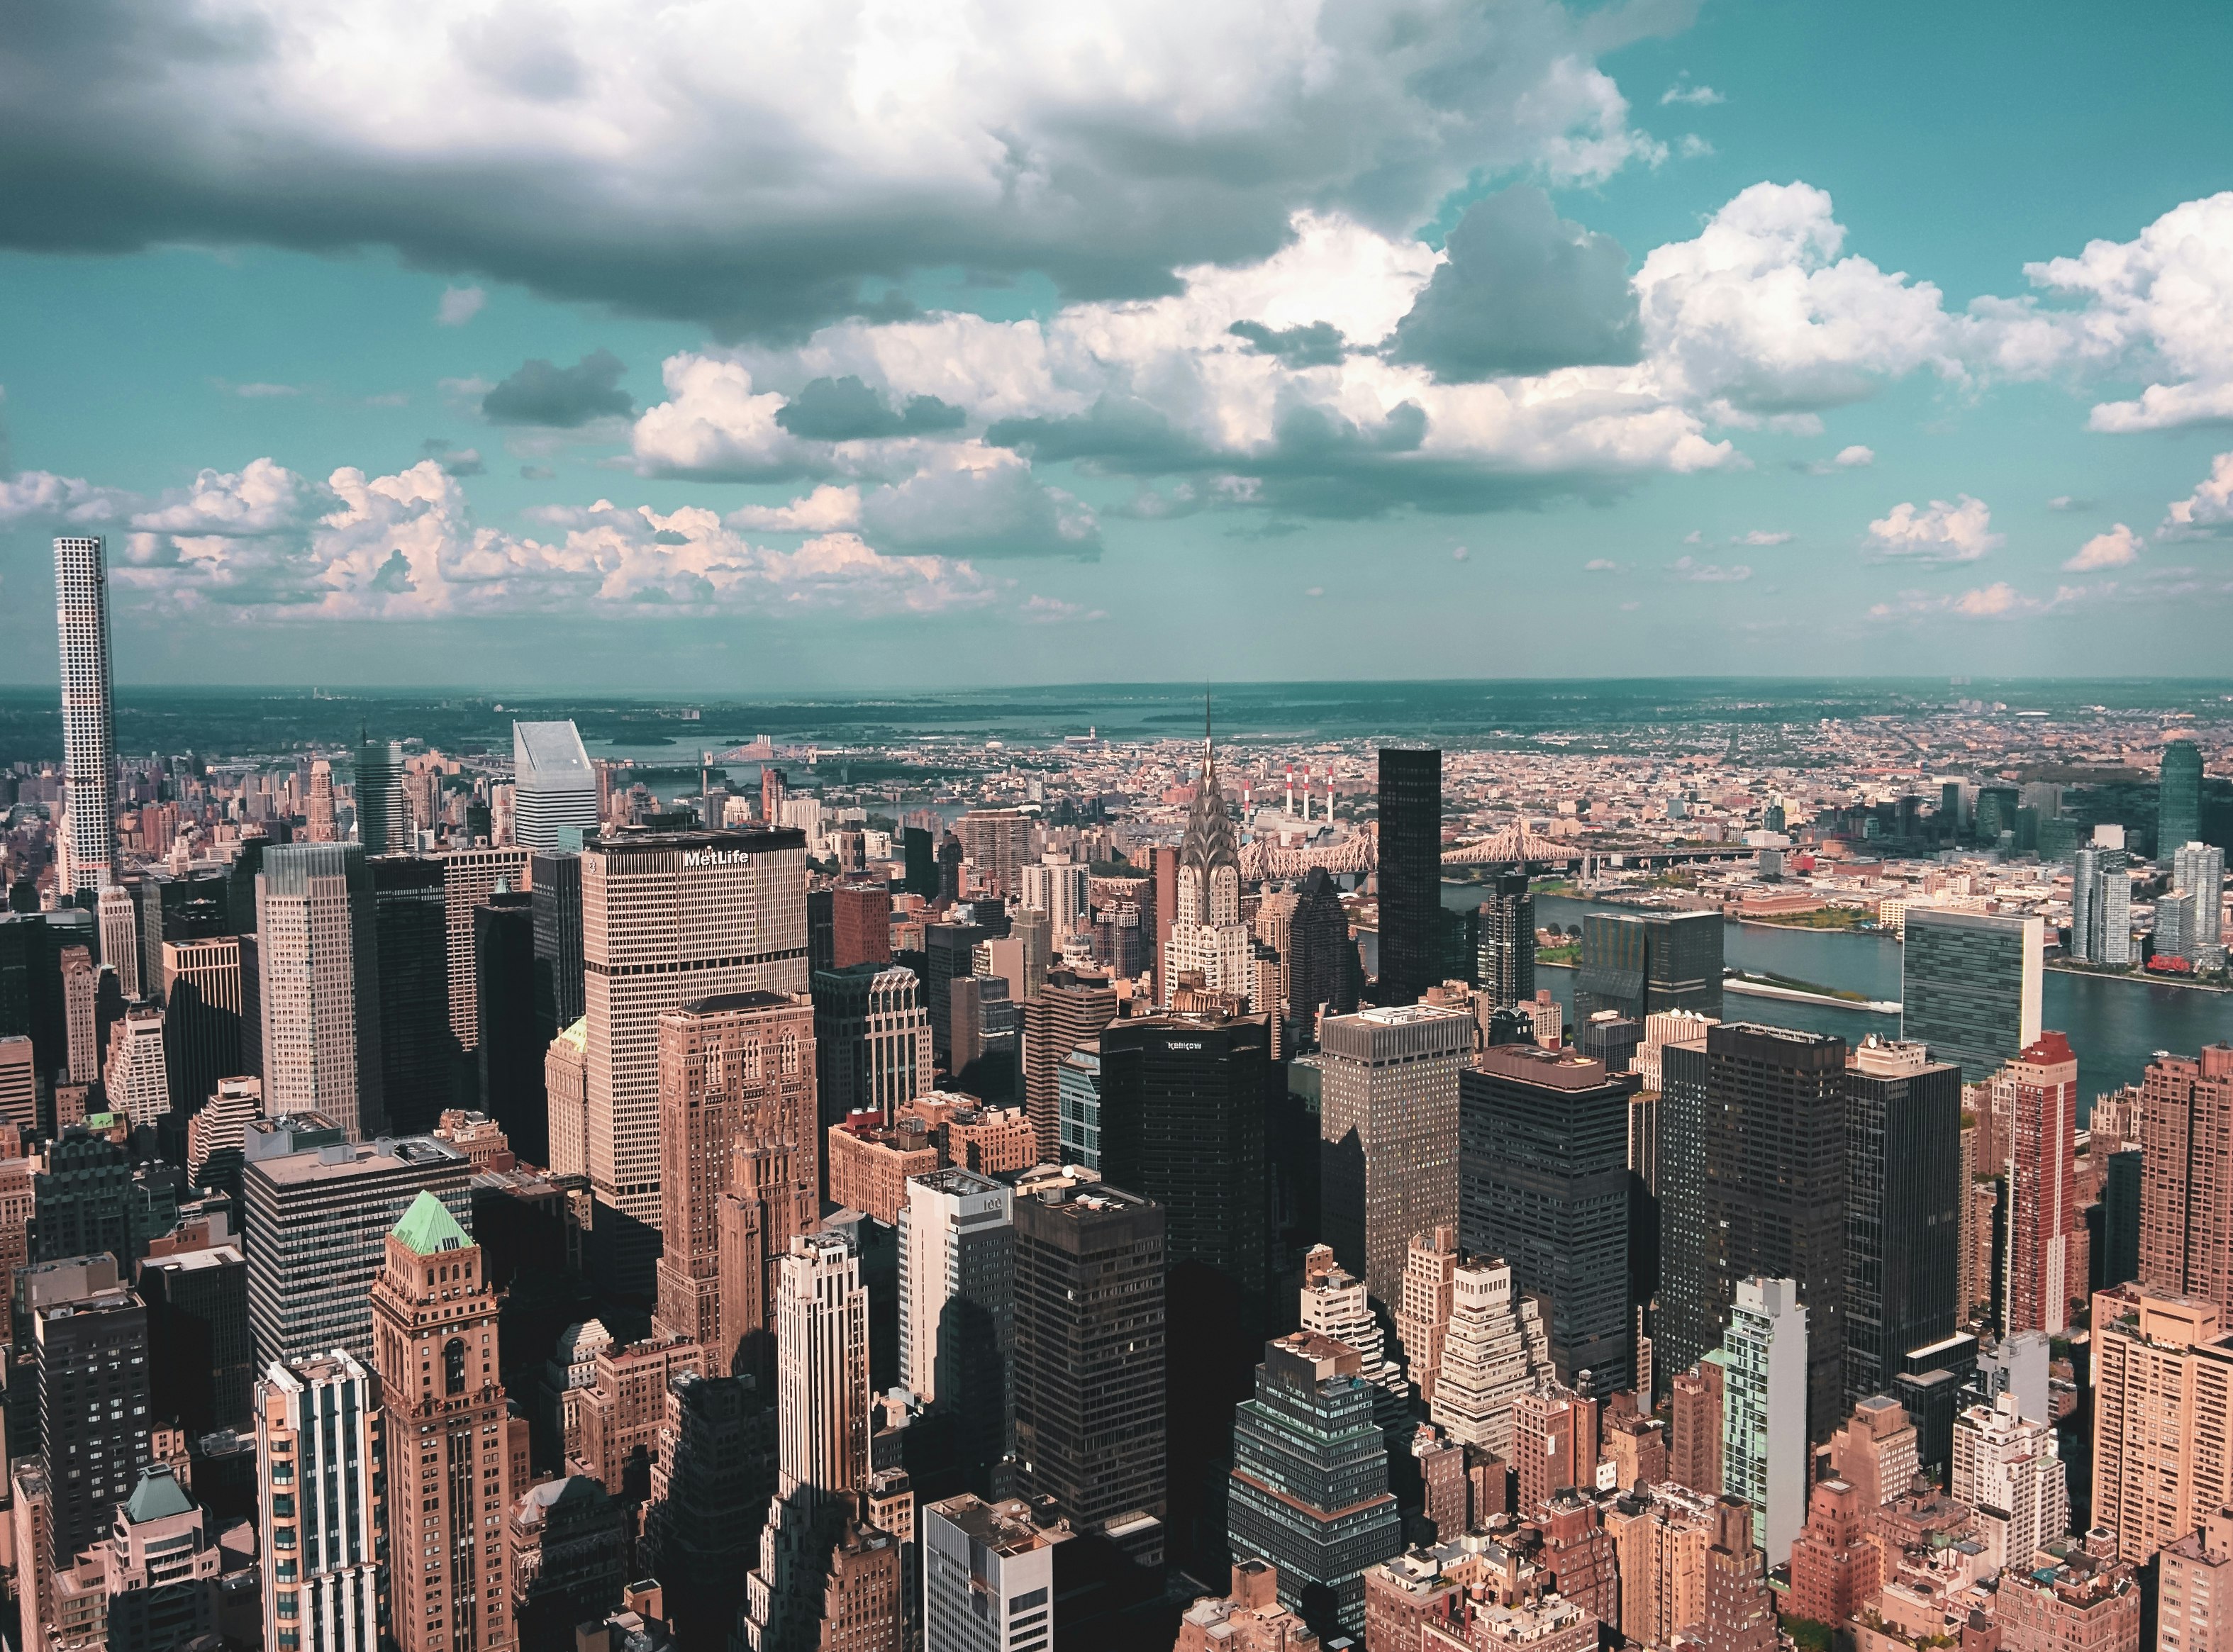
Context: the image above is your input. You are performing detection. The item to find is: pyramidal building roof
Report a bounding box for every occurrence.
[391,1189,470,1256]
[1179,722,1240,883]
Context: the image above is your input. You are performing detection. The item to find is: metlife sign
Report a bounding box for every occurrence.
[682,849,754,868]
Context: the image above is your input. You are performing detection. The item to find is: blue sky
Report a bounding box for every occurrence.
[3,0,2231,690]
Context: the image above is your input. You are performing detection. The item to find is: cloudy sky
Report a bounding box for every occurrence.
[4,0,2232,691]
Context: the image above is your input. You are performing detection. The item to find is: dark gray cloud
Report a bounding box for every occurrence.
[774,376,967,442]
[1388,186,1642,381]
[0,0,1681,340]
[421,437,486,476]
[859,464,1099,559]
[1227,320,1349,367]
[991,387,1622,518]
[481,350,631,427]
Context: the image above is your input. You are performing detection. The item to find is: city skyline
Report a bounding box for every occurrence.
[4,4,2233,1644]
[5,3,2233,688]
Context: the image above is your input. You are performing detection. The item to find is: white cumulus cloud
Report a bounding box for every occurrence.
[1864,495,2003,563]
[2161,451,2233,540]
[2064,523,2139,571]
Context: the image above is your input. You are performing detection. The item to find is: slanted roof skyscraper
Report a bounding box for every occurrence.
[512,720,601,852]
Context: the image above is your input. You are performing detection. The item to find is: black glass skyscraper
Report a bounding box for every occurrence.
[2161,738,2204,863]
[1459,1044,1635,1392]
[903,826,940,898]
[1374,747,1440,1007]
[1098,1011,1272,1570]
[1576,910,1723,1022]
[530,849,584,1049]
[1841,1042,1961,1408]
[1474,872,1535,1008]
[369,855,452,1134]
[1695,1023,1848,1443]
[475,890,542,1161]
[1286,869,1357,1041]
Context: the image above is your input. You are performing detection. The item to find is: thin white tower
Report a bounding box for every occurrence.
[54,535,117,891]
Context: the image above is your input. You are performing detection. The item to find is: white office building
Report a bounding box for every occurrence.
[53,536,117,892]
[511,720,601,852]
[1721,1276,1808,1566]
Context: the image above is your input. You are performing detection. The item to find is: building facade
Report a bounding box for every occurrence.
[256,1351,386,1652]
[1901,909,2044,1081]
[369,1194,514,1652]
[54,535,117,893]
[1319,1003,1473,1310]
[1841,1037,1962,1405]
[257,844,385,1139]
[580,830,809,1237]
[1460,1042,1634,1392]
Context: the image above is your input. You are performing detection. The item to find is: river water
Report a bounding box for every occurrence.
[1444,885,2233,1119]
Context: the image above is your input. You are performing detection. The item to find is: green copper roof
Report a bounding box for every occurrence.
[391,1190,469,1256]
[123,1466,194,1524]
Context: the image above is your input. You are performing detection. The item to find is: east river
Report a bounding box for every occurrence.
[1444,885,2233,1120]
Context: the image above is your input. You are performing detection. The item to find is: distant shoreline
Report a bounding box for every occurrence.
[2044,960,2233,996]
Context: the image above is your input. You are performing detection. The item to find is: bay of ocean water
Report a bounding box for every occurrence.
[1446,886,2233,1118]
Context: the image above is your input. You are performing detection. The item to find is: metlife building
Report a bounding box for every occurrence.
[579,828,809,1281]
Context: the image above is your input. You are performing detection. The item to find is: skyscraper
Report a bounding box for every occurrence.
[2173,840,2227,969]
[1475,872,1535,1008]
[369,1193,514,1652]
[1900,909,2044,1081]
[921,1496,1059,1652]
[512,720,601,852]
[352,739,408,855]
[579,828,809,1250]
[255,1350,386,1652]
[306,757,338,842]
[2161,738,2205,866]
[1949,1392,2069,1574]
[1010,1168,1166,1554]
[473,888,539,1151]
[102,1002,169,1129]
[742,1232,874,1651]
[1459,1042,1635,1392]
[54,535,117,893]
[2139,1044,2233,1318]
[1427,1254,1553,1458]
[812,964,933,1144]
[33,1265,152,1566]
[652,990,818,1355]
[366,854,450,1137]
[1719,1278,1808,1566]
[162,935,242,1117]
[1577,910,1724,1022]
[2073,841,2134,965]
[2090,1285,2233,1563]
[1098,1011,1271,1307]
[441,846,528,1056]
[1163,735,1254,1004]
[241,1123,473,1366]
[1318,1002,1473,1310]
[1019,970,1116,1163]
[529,849,585,1052]
[1688,1024,1847,1443]
[1374,747,1441,1007]
[1840,1037,1963,1405]
[256,844,385,1139]
[1285,867,1357,1040]
[98,882,140,999]
[900,1168,1015,1498]
[1999,1032,2080,1336]
[1225,1331,1401,1637]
